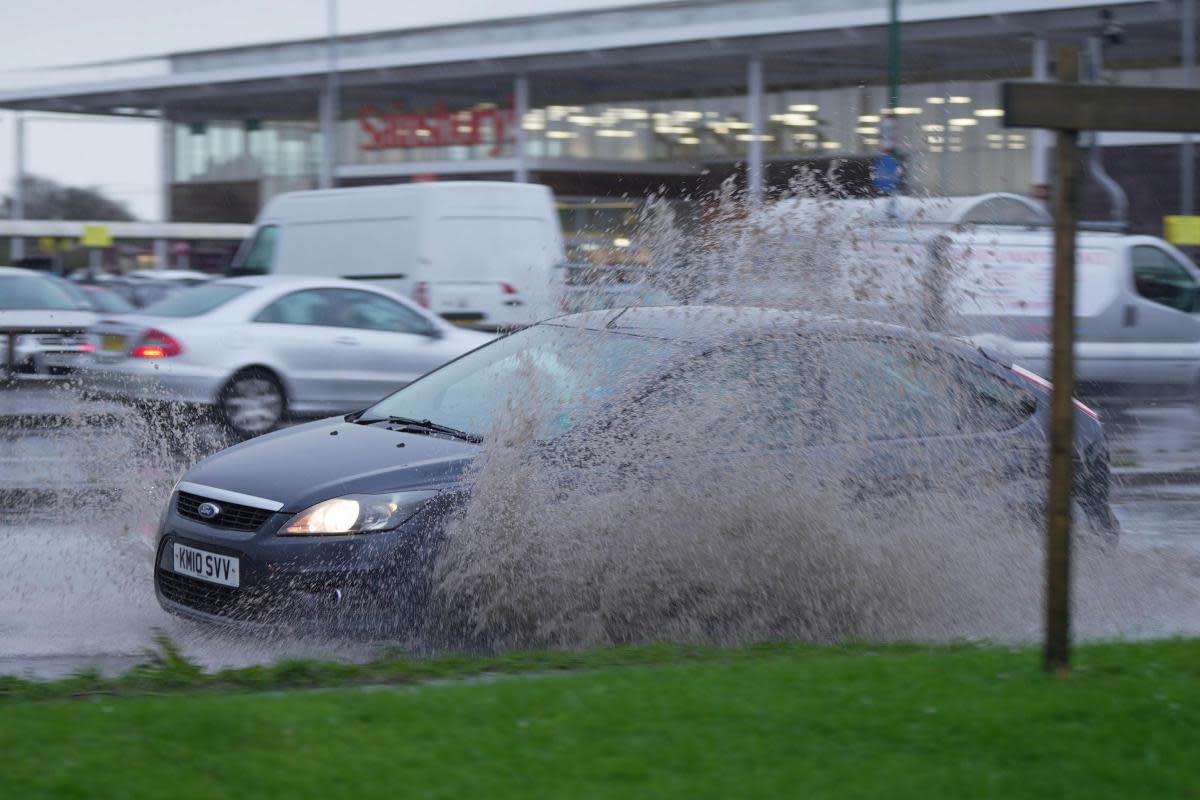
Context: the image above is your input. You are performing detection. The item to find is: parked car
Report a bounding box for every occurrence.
[0,266,95,375]
[82,275,493,437]
[48,275,135,315]
[228,182,566,329]
[151,305,1117,632]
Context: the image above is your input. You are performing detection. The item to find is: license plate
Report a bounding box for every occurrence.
[42,352,83,368]
[173,543,240,588]
[101,334,127,352]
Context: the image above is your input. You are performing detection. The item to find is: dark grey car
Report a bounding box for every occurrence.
[153,306,1117,633]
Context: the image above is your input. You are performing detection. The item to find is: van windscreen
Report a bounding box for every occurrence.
[229,225,278,275]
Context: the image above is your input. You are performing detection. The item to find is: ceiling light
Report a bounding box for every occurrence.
[654,126,692,135]
[858,115,881,123]
[974,109,1005,117]
[736,134,775,142]
[821,141,841,149]
[596,129,635,138]
[855,126,879,134]
[613,237,631,247]
[926,97,946,104]
[678,137,700,144]
[567,115,601,125]
[949,96,971,104]
[789,103,819,112]
[546,131,578,139]
[921,124,944,132]
[949,118,978,126]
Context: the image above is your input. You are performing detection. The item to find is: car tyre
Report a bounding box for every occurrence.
[219,368,285,439]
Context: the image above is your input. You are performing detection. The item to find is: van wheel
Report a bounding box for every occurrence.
[219,368,285,439]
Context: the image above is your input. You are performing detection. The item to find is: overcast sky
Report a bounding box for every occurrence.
[0,0,662,220]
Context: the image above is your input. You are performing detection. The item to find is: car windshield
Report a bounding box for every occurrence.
[140,283,250,317]
[0,275,91,311]
[83,287,135,313]
[363,323,685,439]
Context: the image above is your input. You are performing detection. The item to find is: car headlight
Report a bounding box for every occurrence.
[280,490,439,536]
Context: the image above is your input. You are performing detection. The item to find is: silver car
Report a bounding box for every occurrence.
[82,276,494,437]
[1,266,96,377]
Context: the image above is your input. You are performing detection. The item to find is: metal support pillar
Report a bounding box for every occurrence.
[1031,37,1051,198]
[318,0,339,190]
[514,74,530,183]
[155,108,173,268]
[746,56,764,203]
[10,112,25,262]
[1183,0,1196,215]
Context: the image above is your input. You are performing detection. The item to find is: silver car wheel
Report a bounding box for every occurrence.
[221,373,284,436]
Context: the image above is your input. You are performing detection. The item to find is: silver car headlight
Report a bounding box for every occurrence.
[280,490,439,536]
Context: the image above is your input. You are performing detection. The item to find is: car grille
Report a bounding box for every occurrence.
[176,491,274,531]
[156,568,264,620]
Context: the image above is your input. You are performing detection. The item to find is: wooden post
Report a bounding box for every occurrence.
[1044,46,1080,677]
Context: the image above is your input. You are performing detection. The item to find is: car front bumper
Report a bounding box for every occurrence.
[153,501,438,633]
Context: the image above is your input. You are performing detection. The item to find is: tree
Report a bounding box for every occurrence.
[1,174,136,221]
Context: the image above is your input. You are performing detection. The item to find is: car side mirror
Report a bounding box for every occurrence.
[423,325,444,340]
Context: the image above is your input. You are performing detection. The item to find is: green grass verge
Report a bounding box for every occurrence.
[3,638,1199,799]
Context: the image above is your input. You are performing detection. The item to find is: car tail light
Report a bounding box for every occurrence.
[130,328,183,358]
[79,343,96,353]
[1011,364,1100,421]
[500,282,519,295]
[412,281,430,308]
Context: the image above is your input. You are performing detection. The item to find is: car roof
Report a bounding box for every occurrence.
[0,265,44,277]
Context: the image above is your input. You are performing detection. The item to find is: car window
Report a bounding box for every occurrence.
[254,289,339,326]
[824,340,967,440]
[229,225,278,276]
[1132,246,1200,313]
[825,339,1035,439]
[328,289,434,335]
[640,338,826,447]
[140,283,249,317]
[83,287,135,314]
[950,361,1036,432]
[0,275,90,311]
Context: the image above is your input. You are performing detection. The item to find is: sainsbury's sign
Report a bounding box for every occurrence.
[358,101,516,155]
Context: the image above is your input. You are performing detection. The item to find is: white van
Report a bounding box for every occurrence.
[229,182,566,329]
[942,230,1200,394]
[814,197,1200,395]
[751,193,1200,395]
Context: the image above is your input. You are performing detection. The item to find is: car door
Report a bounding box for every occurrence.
[319,288,454,405]
[1122,244,1200,385]
[821,338,1041,511]
[249,288,374,413]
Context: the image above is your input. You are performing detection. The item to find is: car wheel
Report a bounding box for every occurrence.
[219,368,285,439]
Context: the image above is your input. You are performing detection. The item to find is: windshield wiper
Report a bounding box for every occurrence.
[353,415,482,443]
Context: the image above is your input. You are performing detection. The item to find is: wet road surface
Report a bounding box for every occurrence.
[1,387,1198,678]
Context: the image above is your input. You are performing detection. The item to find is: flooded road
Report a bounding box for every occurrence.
[1,387,1199,678]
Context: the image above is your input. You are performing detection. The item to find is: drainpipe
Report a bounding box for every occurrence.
[1083,36,1130,230]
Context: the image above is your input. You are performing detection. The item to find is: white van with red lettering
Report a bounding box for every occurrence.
[764,194,1200,395]
[230,182,566,329]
